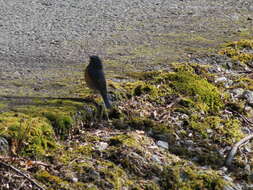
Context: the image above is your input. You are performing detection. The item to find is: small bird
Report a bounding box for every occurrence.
[85,55,112,109]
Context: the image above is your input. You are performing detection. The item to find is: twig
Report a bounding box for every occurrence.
[229,110,253,125]
[238,112,253,125]
[225,134,253,167]
[0,161,46,190]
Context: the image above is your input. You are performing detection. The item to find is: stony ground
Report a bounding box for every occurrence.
[0,0,252,97]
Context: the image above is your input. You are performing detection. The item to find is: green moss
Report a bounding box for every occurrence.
[123,64,223,112]
[160,165,226,190]
[188,115,243,144]
[127,70,162,80]
[0,102,7,109]
[43,112,73,140]
[233,77,253,90]
[35,170,68,189]
[75,144,94,155]
[56,144,94,165]
[98,161,131,189]
[157,70,223,112]
[223,39,253,49]
[219,39,253,64]
[72,159,133,190]
[133,83,158,97]
[109,134,138,148]
[0,112,56,157]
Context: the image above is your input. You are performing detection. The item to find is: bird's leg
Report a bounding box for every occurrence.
[97,103,103,121]
[98,103,109,121]
[103,104,110,121]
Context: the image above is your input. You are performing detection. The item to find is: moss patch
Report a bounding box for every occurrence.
[0,112,56,157]
[160,164,226,190]
[155,69,223,112]
[219,39,253,65]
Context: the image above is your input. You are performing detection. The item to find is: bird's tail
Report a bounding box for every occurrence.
[101,93,112,109]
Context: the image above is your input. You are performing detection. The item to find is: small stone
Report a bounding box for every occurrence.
[245,164,251,173]
[245,106,253,114]
[223,175,233,182]
[157,140,168,149]
[206,128,213,133]
[215,77,227,83]
[185,140,193,146]
[96,142,108,151]
[224,79,233,88]
[231,88,244,98]
[180,114,189,119]
[14,71,21,76]
[243,90,253,106]
[152,155,162,164]
[72,177,78,183]
[217,67,222,72]
[220,166,228,172]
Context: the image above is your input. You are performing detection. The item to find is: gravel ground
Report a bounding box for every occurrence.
[0,0,252,97]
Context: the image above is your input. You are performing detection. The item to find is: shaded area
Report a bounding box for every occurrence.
[0,95,96,112]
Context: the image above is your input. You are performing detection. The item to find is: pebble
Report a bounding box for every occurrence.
[206,128,213,133]
[243,90,253,106]
[152,155,162,164]
[72,177,78,183]
[157,140,168,149]
[215,77,227,83]
[231,88,244,98]
[96,142,108,151]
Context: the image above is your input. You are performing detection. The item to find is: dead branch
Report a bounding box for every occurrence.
[0,161,46,190]
[225,134,253,167]
[230,110,253,125]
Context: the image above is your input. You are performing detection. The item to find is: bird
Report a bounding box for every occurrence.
[85,55,112,109]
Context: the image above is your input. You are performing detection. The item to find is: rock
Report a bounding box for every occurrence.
[231,88,244,98]
[157,140,168,149]
[244,106,253,116]
[225,79,233,88]
[72,177,78,183]
[185,140,194,146]
[243,90,253,106]
[152,155,162,164]
[89,170,100,181]
[215,77,227,83]
[96,142,108,151]
[206,128,213,133]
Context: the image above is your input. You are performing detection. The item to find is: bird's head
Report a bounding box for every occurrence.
[89,55,103,69]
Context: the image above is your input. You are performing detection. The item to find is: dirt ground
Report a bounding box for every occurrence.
[0,0,252,97]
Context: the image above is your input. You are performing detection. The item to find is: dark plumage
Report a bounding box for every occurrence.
[85,56,111,109]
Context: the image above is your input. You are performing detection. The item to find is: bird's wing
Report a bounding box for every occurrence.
[89,69,107,94]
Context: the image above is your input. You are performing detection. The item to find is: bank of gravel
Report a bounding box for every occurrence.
[0,0,252,97]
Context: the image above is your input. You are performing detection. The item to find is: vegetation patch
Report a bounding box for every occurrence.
[219,39,253,65]
[155,70,223,112]
[188,115,243,144]
[160,163,226,190]
[0,112,56,158]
